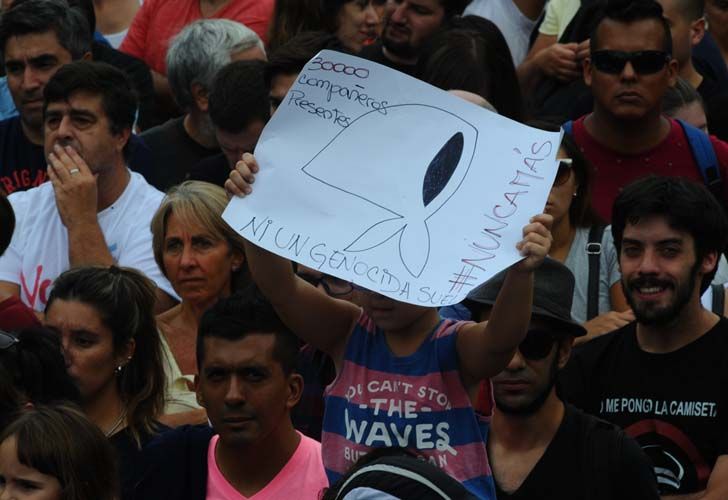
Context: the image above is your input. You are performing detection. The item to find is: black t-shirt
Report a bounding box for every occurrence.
[109,423,169,500]
[0,116,45,194]
[140,117,219,191]
[561,319,728,495]
[359,41,418,77]
[0,115,154,194]
[187,152,229,187]
[494,404,658,500]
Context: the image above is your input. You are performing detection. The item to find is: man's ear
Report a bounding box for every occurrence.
[194,374,205,408]
[191,83,209,113]
[556,336,573,370]
[115,127,131,155]
[82,51,93,61]
[700,249,720,277]
[583,57,593,87]
[690,17,707,47]
[286,373,304,410]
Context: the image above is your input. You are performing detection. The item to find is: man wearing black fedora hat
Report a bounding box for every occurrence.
[466,258,658,500]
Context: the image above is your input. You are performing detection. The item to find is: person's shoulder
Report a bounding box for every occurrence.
[187,153,229,186]
[140,117,180,143]
[144,424,214,456]
[127,171,165,205]
[571,324,634,365]
[7,181,53,212]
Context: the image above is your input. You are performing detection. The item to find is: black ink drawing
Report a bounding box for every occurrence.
[301,104,478,278]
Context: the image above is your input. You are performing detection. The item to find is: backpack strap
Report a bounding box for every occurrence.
[587,225,606,321]
[563,119,574,136]
[676,119,722,198]
[711,283,725,315]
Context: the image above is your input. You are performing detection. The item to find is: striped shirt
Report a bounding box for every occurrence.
[321,313,496,498]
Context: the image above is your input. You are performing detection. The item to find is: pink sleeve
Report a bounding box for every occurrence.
[120,0,154,61]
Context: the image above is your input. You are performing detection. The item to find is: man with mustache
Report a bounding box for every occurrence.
[561,176,728,498]
[359,0,468,76]
[138,292,328,500]
[567,0,728,222]
[466,258,658,499]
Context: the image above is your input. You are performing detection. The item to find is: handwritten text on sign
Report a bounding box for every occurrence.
[223,50,562,306]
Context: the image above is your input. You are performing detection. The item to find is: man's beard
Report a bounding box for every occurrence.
[495,355,559,416]
[623,261,700,326]
[381,20,417,59]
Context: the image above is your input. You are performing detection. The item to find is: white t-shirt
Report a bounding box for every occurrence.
[0,170,176,311]
[464,0,539,66]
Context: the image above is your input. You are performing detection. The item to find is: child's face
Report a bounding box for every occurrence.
[359,292,434,332]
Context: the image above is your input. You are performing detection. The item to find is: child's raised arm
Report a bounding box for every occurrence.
[456,213,553,384]
[227,154,361,364]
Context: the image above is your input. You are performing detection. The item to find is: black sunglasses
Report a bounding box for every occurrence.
[0,331,19,350]
[553,159,572,187]
[591,50,670,75]
[518,329,557,360]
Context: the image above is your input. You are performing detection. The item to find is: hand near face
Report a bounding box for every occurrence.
[514,213,554,273]
[47,144,97,228]
[225,152,259,198]
[537,42,582,82]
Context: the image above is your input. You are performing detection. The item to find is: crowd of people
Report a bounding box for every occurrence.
[0,0,727,498]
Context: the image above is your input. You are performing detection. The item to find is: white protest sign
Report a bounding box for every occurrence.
[223,50,562,306]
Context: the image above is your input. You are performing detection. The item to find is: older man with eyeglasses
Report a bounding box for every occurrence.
[565,0,728,222]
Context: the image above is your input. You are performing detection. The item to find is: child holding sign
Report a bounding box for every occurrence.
[226,153,552,499]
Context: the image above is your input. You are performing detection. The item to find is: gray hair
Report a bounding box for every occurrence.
[166,19,264,110]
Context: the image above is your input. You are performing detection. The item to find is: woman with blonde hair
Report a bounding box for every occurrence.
[151,181,248,417]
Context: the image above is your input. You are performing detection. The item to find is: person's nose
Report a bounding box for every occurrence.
[55,115,74,141]
[21,66,42,93]
[505,348,527,372]
[179,243,197,269]
[225,376,245,406]
[620,60,637,81]
[365,4,380,26]
[637,248,660,275]
[390,3,407,24]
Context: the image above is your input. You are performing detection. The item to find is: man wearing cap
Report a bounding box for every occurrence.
[467,258,659,499]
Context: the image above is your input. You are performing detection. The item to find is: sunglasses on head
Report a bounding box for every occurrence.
[0,331,19,350]
[553,159,572,187]
[518,329,557,360]
[591,50,670,75]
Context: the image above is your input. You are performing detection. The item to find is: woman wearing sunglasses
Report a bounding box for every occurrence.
[544,131,634,342]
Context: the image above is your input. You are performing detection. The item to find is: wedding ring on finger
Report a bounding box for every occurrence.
[69,168,80,175]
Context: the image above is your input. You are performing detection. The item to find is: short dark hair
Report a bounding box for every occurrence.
[265,30,343,87]
[674,0,705,21]
[662,77,704,117]
[209,60,270,133]
[611,176,728,292]
[440,0,470,18]
[590,0,673,55]
[418,17,524,122]
[43,61,137,160]
[197,288,299,375]
[0,0,91,60]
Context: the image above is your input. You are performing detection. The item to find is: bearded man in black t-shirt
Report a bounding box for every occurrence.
[562,176,728,498]
[467,258,658,500]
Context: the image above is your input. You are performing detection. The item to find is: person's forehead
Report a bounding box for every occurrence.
[201,334,278,368]
[594,18,667,51]
[622,215,690,242]
[4,30,69,60]
[46,91,104,115]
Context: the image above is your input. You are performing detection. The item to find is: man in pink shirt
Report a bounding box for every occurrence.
[137,292,328,499]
